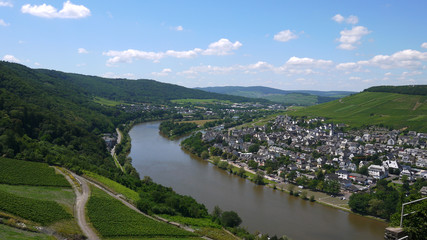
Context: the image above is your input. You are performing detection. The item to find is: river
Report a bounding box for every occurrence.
[129,122,387,240]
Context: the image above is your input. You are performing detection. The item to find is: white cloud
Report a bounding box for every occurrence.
[174,25,183,31]
[332,14,345,23]
[337,26,371,50]
[104,38,241,65]
[421,42,427,49]
[78,48,88,54]
[0,1,13,7]
[273,30,298,42]
[285,56,333,67]
[332,14,359,24]
[202,38,242,56]
[0,19,9,26]
[21,1,90,19]
[152,68,172,77]
[2,54,20,63]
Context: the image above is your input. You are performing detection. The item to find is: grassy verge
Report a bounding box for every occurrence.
[87,186,198,239]
[83,171,140,204]
[93,96,125,106]
[0,224,55,240]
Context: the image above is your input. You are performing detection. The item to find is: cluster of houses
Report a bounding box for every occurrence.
[202,115,427,192]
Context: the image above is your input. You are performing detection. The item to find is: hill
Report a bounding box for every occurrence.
[197,86,354,106]
[287,91,427,132]
[364,85,427,96]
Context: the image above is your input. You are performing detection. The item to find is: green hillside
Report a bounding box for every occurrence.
[197,86,354,106]
[288,91,427,132]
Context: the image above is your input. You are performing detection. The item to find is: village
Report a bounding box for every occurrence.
[200,115,427,195]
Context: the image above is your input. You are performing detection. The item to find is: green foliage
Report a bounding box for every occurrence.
[254,171,265,185]
[365,85,427,96]
[87,186,195,238]
[159,215,221,228]
[220,211,242,228]
[0,158,70,187]
[137,180,208,218]
[0,189,71,225]
[288,91,427,132]
[323,180,340,195]
[248,144,260,153]
[159,120,198,138]
[0,224,54,240]
[181,132,210,157]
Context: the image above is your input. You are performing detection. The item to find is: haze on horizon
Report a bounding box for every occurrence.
[1,0,426,92]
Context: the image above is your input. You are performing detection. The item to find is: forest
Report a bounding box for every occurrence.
[364,85,427,95]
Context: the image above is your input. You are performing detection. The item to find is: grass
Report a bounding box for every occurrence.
[0,189,72,225]
[158,215,221,228]
[287,92,427,132]
[83,171,140,204]
[171,99,232,105]
[0,158,70,187]
[87,186,197,238]
[93,96,125,106]
[180,119,218,126]
[0,184,75,213]
[0,224,55,240]
[194,227,238,240]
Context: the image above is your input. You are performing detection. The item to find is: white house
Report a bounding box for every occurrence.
[368,165,388,179]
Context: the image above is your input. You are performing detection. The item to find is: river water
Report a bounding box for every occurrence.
[129,122,387,240]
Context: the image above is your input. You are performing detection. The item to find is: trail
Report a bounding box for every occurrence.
[110,128,125,172]
[59,169,100,240]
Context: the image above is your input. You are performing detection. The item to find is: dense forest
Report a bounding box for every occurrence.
[364,85,427,95]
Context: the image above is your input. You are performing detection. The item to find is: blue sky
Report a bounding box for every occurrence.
[1,0,426,91]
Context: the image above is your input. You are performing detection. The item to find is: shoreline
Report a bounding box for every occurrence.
[124,121,387,226]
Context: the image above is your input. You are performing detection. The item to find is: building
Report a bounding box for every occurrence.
[368,165,388,179]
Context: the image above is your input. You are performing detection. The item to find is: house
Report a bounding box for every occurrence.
[400,169,414,181]
[336,170,349,180]
[368,165,388,179]
[420,186,427,196]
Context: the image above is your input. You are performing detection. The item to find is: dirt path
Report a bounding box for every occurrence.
[61,170,100,240]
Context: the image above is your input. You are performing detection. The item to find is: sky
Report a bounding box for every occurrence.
[1,0,426,91]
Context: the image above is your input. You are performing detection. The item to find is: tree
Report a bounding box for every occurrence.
[248,160,258,169]
[237,166,246,178]
[220,211,242,228]
[254,171,265,185]
[201,151,209,159]
[211,205,222,221]
[248,144,260,153]
[349,193,372,215]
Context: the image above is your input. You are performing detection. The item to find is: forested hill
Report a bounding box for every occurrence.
[364,85,427,96]
[34,67,264,104]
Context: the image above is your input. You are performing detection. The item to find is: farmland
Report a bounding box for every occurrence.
[0,224,54,240]
[0,158,70,187]
[87,186,198,238]
[84,170,140,204]
[287,92,427,132]
[0,189,72,225]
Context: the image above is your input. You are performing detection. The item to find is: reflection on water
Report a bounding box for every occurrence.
[129,122,387,240]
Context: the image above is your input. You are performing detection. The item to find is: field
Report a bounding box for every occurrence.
[171,99,232,105]
[0,224,55,240]
[180,119,218,126]
[93,96,125,106]
[84,171,140,204]
[287,92,427,132]
[159,215,221,228]
[264,93,318,106]
[87,186,198,238]
[0,158,70,187]
[0,189,72,225]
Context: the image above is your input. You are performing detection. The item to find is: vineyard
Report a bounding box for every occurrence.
[0,158,70,187]
[87,186,198,238]
[0,189,72,225]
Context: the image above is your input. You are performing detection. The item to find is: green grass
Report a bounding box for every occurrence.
[159,215,221,228]
[287,92,427,132]
[0,184,75,213]
[0,224,55,240]
[0,158,70,187]
[171,99,232,105]
[194,227,237,240]
[87,186,197,238]
[264,93,318,106]
[0,190,72,225]
[93,96,125,106]
[83,171,140,204]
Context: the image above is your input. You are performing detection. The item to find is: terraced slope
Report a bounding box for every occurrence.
[288,92,427,132]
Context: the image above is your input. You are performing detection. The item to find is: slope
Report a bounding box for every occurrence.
[197,86,354,105]
[287,91,427,132]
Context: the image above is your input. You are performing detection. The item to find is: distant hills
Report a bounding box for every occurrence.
[288,87,427,132]
[196,86,355,106]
